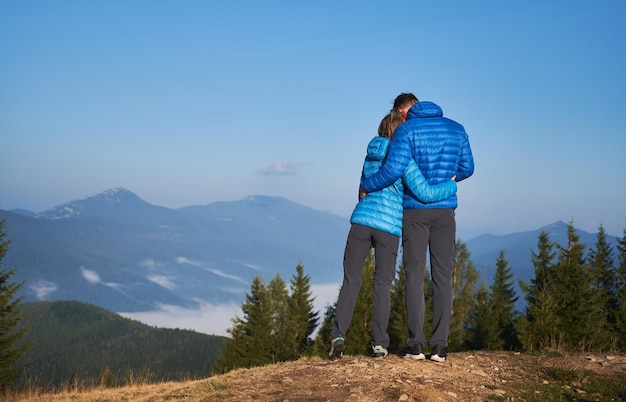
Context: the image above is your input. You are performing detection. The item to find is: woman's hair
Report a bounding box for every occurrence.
[392,92,418,112]
[378,111,405,139]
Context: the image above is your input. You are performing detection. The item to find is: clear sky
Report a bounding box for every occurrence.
[2,1,626,237]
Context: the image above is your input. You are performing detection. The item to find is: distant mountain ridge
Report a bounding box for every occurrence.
[1,188,350,313]
[36,187,148,219]
[1,188,620,317]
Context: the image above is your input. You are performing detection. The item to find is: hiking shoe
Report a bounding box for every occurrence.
[399,343,425,360]
[429,344,447,362]
[371,345,388,359]
[328,335,345,360]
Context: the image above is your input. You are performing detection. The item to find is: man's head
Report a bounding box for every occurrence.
[392,92,418,119]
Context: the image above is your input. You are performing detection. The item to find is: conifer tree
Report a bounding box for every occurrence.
[286,263,318,357]
[517,283,559,352]
[517,230,559,351]
[587,224,618,349]
[0,220,30,392]
[449,240,479,351]
[521,230,556,307]
[268,274,290,362]
[552,221,602,351]
[466,281,499,350]
[488,250,519,350]
[214,275,272,373]
[615,230,626,349]
[313,303,336,357]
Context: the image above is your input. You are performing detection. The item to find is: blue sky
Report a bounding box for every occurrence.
[2,1,626,238]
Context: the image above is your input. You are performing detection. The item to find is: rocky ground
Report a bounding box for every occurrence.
[12,351,626,401]
[200,351,626,401]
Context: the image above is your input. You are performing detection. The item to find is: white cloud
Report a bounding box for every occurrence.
[258,160,305,175]
[203,267,247,284]
[147,274,177,290]
[311,283,340,316]
[119,302,242,337]
[141,259,156,269]
[119,283,341,337]
[80,266,121,288]
[31,280,58,299]
[177,256,247,284]
[225,259,262,271]
[81,267,101,284]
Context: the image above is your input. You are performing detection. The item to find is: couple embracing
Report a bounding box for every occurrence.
[329,93,475,362]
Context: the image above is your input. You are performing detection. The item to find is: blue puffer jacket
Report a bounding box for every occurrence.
[360,101,474,210]
[351,136,457,236]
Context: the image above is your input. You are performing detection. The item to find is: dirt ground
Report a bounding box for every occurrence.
[14,350,626,402]
[198,351,626,401]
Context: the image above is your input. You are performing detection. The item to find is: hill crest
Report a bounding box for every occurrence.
[12,351,626,401]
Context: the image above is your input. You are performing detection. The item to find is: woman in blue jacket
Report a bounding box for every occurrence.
[329,108,457,360]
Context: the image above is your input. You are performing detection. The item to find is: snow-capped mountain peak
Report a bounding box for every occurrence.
[36,187,148,220]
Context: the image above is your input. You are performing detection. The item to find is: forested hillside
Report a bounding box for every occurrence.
[19,301,226,389]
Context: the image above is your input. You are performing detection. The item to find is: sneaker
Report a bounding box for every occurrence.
[429,344,447,362]
[371,345,388,359]
[328,335,345,360]
[399,343,425,360]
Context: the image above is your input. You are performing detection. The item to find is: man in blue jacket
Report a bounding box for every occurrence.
[360,100,474,362]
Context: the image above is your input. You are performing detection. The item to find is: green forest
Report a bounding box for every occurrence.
[19,301,226,389]
[2,219,626,393]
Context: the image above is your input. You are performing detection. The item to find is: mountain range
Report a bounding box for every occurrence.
[0,188,349,313]
[1,187,620,318]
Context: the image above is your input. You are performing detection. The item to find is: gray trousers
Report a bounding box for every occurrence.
[403,208,456,348]
[332,224,399,348]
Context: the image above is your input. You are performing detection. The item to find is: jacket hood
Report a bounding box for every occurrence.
[365,136,389,162]
[408,101,443,119]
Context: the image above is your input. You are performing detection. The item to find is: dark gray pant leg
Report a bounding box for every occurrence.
[429,209,456,347]
[371,229,399,348]
[402,210,430,347]
[332,224,372,340]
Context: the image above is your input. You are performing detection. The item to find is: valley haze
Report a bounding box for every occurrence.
[0,188,621,337]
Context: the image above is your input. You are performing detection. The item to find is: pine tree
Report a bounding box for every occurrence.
[615,230,626,350]
[551,221,602,351]
[449,240,479,351]
[313,303,336,357]
[0,220,30,392]
[214,275,272,373]
[517,230,559,351]
[466,281,499,350]
[587,224,618,349]
[488,250,519,350]
[268,274,290,362]
[286,263,318,358]
[521,230,556,307]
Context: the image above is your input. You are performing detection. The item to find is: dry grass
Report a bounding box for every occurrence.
[6,363,282,402]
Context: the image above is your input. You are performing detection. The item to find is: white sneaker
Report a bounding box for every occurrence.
[399,344,425,360]
[371,345,388,359]
[429,345,447,362]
